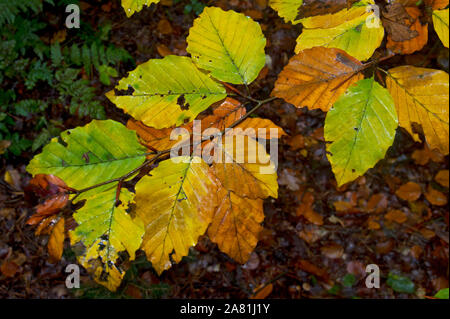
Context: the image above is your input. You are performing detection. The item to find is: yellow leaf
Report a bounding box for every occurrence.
[186,7,266,85]
[135,156,218,274]
[272,47,364,111]
[295,1,384,61]
[269,0,304,24]
[212,135,278,199]
[208,187,264,264]
[386,66,449,154]
[121,0,160,17]
[433,8,449,48]
[106,56,226,129]
[48,217,65,263]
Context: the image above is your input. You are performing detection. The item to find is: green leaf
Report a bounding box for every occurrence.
[71,186,144,292]
[99,65,118,86]
[105,55,227,129]
[121,0,160,17]
[433,9,449,48]
[324,78,398,186]
[26,120,147,190]
[434,288,449,299]
[342,273,357,287]
[186,6,266,85]
[387,272,415,294]
[269,0,303,24]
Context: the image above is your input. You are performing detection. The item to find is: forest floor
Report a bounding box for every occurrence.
[0,0,448,298]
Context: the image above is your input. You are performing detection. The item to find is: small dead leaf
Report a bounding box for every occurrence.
[387,7,428,55]
[0,140,11,154]
[420,228,436,239]
[382,3,419,42]
[425,186,448,206]
[0,261,19,277]
[297,192,323,225]
[376,239,395,254]
[367,193,388,213]
[250,283,273,299]
[51,30,67,44]
[4,169,21,190]
[320,244,344,259]
[368,216,381,230]
[48,217,65,263]
[395,182,422,201]
[410,245,423,259]
[435,170,449,188]
[298,259,328,280]
[157,19,173,35]
[156,44,173,57]
[385,209,408,224]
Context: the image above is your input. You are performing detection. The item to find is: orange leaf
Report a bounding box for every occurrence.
[387,7,428,55]
[250,283,273,299]
[395,182,422,201]
[298,259,328,280]
[385,209,408,224]
[156,44,173,57]
[320,244,344,259]
[368,216,381,230]
[297,192,323,225]
[0,261,19,277]
[27,193,69,225]
[272,47,364,111]
[207,187,264,264]
[435,170,449,188]
[48,217,65,263]
[425,0,449,10]
[367,193,388,213]
[425,186,448,206]
[420,228,436,239]
[157,19,173,35]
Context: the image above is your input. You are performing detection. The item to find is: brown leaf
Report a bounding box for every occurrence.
[0,140,11,154]
[368,216,381,230]
[272,47,364,112]
[297,192,324,225]
[425,186,448,206]
[435,170,449,188]
[207,187,264,264]
[156,44,173,57]
[395,181,422,201]
[157,19,173,35]
[412,143,445,165]
[410,245,423,259]
[382,3,419,42]
[0,261,19,277]
[298,259,329,280]
[366,193,388,213]
[420,228,436,239]
[320,244,344,259]
[27,193,69,226]
[387,7,428,55]
[48,217,65,263]
[385,209,408,224]
[250,283,273,299]
[425,0,449,10]
[376,239,395,254]
[27,174,73,198]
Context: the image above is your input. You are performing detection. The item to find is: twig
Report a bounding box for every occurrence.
[69,96,278,199]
